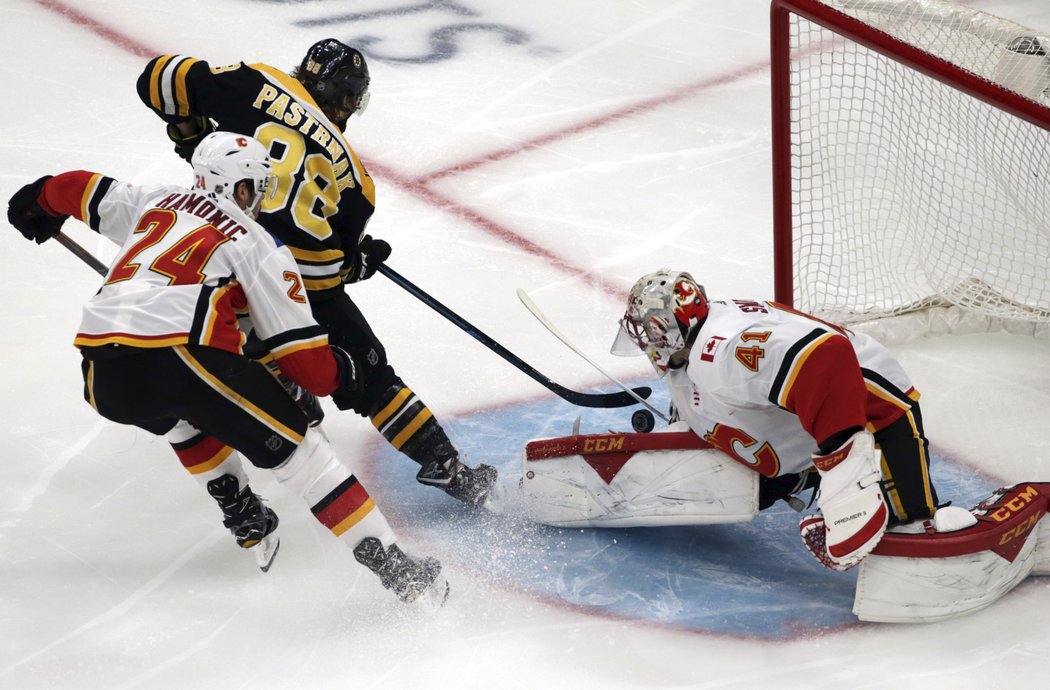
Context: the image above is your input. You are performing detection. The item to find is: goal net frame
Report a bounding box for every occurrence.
[770,0,1050,335]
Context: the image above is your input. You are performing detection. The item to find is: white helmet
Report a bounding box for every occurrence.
[610,269,709,376]
[191,132,274,212]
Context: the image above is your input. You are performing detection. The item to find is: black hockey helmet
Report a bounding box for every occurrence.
[297,39,371,117]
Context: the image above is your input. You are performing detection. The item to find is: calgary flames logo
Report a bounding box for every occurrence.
[673,278,708,329]
[236,136,249,148]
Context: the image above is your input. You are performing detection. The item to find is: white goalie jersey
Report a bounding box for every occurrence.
[667,299,920,478]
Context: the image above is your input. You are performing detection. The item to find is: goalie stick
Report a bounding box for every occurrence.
[516,288,671,423]
[376,264,651,409]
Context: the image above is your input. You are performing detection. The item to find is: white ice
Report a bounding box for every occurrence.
[3,0,1050,688]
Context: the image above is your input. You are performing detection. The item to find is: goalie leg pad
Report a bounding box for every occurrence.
[521,430,759,528]
[854,483,1050,622]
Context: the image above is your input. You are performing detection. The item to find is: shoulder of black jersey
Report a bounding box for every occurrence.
[138,55,214,121]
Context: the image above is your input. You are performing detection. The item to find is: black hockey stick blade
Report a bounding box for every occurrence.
[376,264,651,408]
[56,231,107,277]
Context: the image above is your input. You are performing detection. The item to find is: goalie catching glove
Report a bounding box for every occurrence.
[800,429,889,571]
[7,175,68,244]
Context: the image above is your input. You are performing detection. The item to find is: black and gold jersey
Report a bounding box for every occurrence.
[137,55,376,299]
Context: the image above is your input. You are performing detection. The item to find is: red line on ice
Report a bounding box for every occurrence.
[33,0,767,298]
[32,0,156,58]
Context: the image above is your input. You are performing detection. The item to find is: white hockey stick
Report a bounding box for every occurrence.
[516,289,671,423]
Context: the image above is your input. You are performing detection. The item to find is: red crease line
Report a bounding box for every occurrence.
[33,0,157,59]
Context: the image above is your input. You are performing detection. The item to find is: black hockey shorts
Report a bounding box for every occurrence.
[311,290,401,413]
[80,344,308,469]
[874,405,939,524]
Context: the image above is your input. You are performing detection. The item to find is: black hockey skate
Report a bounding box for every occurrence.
[416,459,498,509]
[352,537,449,607]
[206,474,280,572]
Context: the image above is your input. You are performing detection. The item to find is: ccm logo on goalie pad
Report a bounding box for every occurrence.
[873,483,1050,562]
[526,432,712,485]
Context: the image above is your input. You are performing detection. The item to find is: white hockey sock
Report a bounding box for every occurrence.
[167,419,250,489]
[273,428,396,548]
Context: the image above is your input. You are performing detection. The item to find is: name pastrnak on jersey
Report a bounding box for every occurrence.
[39,170,338,396]
[668,299,920,478]
[137,55,376,298]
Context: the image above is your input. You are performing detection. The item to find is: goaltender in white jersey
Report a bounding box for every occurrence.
[611,269,942,571]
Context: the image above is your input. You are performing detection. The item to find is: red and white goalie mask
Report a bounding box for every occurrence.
[611,269,709,376]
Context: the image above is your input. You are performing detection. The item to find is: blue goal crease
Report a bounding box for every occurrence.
[370,384,998,639]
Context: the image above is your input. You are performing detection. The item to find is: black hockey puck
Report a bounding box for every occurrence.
[631,409,655,433]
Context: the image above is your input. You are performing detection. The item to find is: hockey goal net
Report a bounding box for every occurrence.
[772,0,1050,333]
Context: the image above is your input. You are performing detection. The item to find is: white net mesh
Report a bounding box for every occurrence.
[782,0,1050,324]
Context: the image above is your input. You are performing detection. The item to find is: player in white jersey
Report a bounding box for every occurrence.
[611,269,942,571]
[7,132,448,605]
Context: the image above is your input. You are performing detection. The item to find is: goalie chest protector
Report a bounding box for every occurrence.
[521,428,759,528]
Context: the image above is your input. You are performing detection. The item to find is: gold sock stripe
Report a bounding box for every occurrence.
[371,387,413,429]
[330,498,377,537]
[389,408,434,451]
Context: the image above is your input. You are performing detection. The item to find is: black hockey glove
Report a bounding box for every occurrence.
[7,176,68,244]
[344,235,392,284]
[330,345,364,411]
[166,116,215,163]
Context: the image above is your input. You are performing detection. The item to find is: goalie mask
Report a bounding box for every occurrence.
[191,132,274,214]
[297,39,371,119]
[611,269,709,376]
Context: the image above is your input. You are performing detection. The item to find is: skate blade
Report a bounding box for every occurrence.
[253,534,280,573]
[404,573,450,610]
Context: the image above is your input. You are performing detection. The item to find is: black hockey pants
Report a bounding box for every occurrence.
[81,344,308,469]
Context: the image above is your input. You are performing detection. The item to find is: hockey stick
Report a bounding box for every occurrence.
[55,231,107,277]
[515,289,672,422]
[376,264,651,408]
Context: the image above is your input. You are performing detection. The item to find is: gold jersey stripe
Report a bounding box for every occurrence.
[303,275,344,291]
[74,333,189,348]
[78,173,104,225]
[270,337,330,359]
[173,57,198,117]
[148,55,176,111]
[286,245,344,264]
[775,332,837,408]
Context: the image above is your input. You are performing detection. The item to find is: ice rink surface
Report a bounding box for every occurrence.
[3,0,1050,688]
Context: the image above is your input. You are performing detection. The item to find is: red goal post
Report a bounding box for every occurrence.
[771,0,1050,331]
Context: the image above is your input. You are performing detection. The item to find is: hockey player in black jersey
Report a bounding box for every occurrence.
[136,39,497,509]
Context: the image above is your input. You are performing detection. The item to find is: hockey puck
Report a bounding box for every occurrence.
[631,409,656,433]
